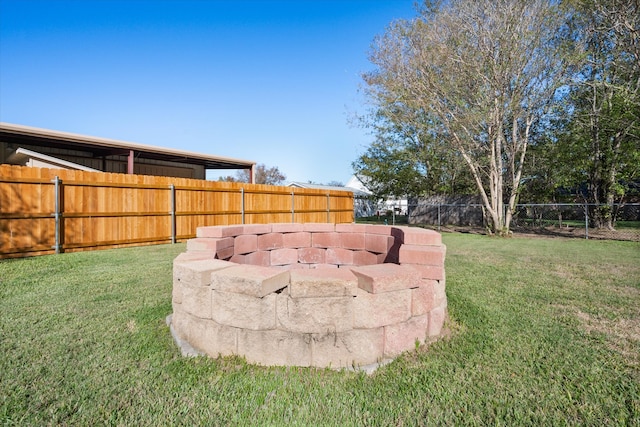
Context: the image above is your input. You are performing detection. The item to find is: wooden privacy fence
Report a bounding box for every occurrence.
[0,165,354,258]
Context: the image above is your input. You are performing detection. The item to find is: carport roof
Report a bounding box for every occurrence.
[0,122,256,171]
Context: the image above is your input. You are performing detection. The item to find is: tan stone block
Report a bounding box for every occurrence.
[212,290,277,330]
[183,315,238,358]
[180,280,213,319]
[384,315,429,357]
[210,265,290,297]
[237,329,312,367]
[311,328,384,368]
[351,264,422,294]
[276,293,354,333]
[411,280,439,316]
[352,287,411,329]
[427,306,446,337]
[173,258,236,287]
[172,277,183,304]
[289,268,358,298]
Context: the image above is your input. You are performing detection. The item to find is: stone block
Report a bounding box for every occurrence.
[272,223,304,233]
[364,224,394,235]
[427,306,446,337]
[174,252,214,262]
[210,264,290,297]
[229,254,246,264]
[310,263,338,269]
[237,329,312,367]
[399,244,446,266]
[196,225,244,238]
[289,268,358,298]
[395,226,442,246]
[352,288,412,329]
[180,280,213,319]
[241,224,272,235]
[364,234,395,254]
[352,250,378,266]
[234,234,258,255]
[340,232,365,250]
[178,314,238,357]
[325,248,354,265]
[311,328,385,368]
[303,223,335,232]
[298,247,326,264]
[172,278,183,304]
[270,248,299,266]
[245,250,271,267]
[384,315,429,357]
[276,294,354,333]
[173,258,235,287]
[282,232,311,248]
[216,246,235,260]
[258,233,284,251]
[312,232,341,248]
[411,280,437,316]
[404,264,445,281]
[187,237,234,253]
[351,264,422,294]
[335,223,367,233]
[212,290,277,330]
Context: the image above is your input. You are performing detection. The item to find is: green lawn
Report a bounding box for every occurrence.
[1,235,639,425]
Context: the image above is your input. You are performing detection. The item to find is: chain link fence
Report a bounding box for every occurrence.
[355,196,640,241]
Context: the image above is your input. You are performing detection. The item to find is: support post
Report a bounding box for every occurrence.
[326,194,330,223]
[170,184,176,244]
[127,150,134,174]
[241,188,245,224]
[585,203,589,240]
[52,176,63,254]
[291,191,295,223]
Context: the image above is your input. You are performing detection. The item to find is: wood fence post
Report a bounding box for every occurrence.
[291,191,295,223]
[241,188,245,224]
[170,184,176,244]
[52,176,64,254]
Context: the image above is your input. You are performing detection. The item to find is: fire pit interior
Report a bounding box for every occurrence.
[170,223,447,369]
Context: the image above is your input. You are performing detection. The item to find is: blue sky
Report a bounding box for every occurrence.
[0,0,417,184]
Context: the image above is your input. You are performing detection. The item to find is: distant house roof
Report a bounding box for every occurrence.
[288,181,370,196]
[7,147,100,172]
[0,122,256,172]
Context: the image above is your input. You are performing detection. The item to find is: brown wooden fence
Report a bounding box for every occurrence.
[0,165,354,258]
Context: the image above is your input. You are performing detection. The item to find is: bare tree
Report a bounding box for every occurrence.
[364,0,573,234]
[234,163,286,185]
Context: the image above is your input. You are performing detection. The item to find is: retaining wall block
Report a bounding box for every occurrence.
[196,225,244,238]
[210,264,290,297]
[245,250,271,267]
[311,327,385,368]
[237,329,313,367]
[335,223,368,233]
[258,233,284,251]
[352,287,412,329]
[394,226,442,246]
[282,232,311,248]
[340,232,366,250]
[234,234,258,255]
[351,264,422,294]
[289,268,358,298]
[411,280,438,316]
[180,280,213,319]
[404,264,445,281]
[352,250,378,266]
[298,247,326,264]
[184,315,238,357]
[312,232,341,248]
[365,234,395,254]
[271,223,304,233]
[212,290,277,330]
[187,237,234,253]
[325,247,354,265]
[271,248,300,266]
[174,258,235,287]
[398,244,446,266]
[276,293,354,333]
[383,315,429,357]
[427,306,446,337]
[303,223,335,232]
[241,224,272,235]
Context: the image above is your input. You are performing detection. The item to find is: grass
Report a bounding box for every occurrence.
[1,235,639,425]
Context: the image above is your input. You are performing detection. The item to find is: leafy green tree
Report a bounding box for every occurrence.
[360,0,573,234]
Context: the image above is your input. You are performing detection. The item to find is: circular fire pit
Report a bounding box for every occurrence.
[170,223,447,369]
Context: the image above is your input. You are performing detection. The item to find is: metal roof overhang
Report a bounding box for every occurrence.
[0,122,256,171]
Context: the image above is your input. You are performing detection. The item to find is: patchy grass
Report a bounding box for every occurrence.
[1,236,639,425]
